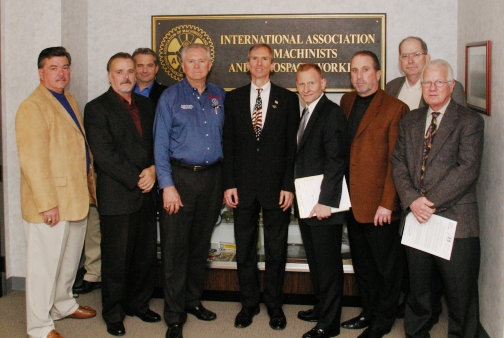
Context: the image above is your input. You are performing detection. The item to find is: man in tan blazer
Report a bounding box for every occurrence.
[339,51,409,338]
[16,47,97,338]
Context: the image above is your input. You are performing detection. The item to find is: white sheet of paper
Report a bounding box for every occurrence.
[295,175,351,219]
[401,213,457,260]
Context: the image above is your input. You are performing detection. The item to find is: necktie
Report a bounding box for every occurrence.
[420,112,440,193]
[297,107,309,145]
[252,88,263,140]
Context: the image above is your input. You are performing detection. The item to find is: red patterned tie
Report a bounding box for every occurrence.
[420,112,440,194]
[252,88,263,140]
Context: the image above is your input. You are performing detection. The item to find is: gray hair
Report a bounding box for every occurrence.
[421,59,454,82]
[180,44,211,62]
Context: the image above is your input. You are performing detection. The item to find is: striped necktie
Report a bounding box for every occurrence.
[252,88,263,140]
[420,112,440,194]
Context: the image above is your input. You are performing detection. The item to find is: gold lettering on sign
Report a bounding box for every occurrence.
[274,49,338,59]
[220,34,304,45]
[305,34,376,44]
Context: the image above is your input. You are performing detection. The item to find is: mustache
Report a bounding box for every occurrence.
[120,79,132,85]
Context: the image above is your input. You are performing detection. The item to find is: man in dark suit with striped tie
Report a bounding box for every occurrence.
[223,43,299,331]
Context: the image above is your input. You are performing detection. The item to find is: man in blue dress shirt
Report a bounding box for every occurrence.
[154,43,225,338]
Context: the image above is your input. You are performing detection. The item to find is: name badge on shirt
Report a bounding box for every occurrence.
[181,104,193,109]
[211,98,222,115]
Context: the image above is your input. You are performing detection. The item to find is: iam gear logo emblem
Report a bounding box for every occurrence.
[159,25,215,81]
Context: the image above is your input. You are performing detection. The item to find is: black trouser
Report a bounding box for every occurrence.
[160,164,223,325]
[233,198,290,309]
[100,194,157,324]
[405,238,480,338]
[400,244,444,319]
[347,214,402,331]
[299,220,343,332]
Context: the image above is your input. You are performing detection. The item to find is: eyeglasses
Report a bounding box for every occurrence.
[400,52,427,60]
[421,80,453,88]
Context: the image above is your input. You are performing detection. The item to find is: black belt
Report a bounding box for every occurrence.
[171,160,220,172]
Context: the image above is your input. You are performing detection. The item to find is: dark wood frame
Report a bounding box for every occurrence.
[465,41,491,115]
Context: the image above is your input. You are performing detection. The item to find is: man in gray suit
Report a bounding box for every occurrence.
[391,59,484,338]
[386,36,466,110]
[386,36,467,321]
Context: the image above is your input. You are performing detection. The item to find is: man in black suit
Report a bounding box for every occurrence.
[392,59,484,338]
[84,52,160,336]
[223,43,299,330]
[294,64,348,338]
[132,47,168,106]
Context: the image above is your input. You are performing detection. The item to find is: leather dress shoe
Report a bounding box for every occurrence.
[106,321,125,336]
[67,305,97,319]
[234,306,260,328]
[166,323,183,338]
[127,309,161,322]
[46,329,64,338]
[358,326,391,338]
[186,304,216,321]
[340,314,371,329]
[72,280,101,294]
[267,307,286,330]
[298,308,319,322]
[303,326,340,338]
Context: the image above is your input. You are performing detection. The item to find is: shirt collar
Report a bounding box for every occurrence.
[305,93,324,114]
[182,77,208,93]
[134,81,155,96]
[404,78,421,89]
[427,99,451,116]
[113,89,135,106]
[251,80,271,93]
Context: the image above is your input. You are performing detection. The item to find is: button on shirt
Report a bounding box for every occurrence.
[154,77,225,189]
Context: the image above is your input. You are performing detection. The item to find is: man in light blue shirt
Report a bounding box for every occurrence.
[154,43,225,338]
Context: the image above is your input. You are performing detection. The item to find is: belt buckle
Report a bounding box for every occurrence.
[194,165,202,172]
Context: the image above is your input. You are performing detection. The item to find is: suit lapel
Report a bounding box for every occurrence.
[427,100,458,165]
[260,83,278,138]
[106,88,145,147]
[353,89,383,141]
[298,95,326,151]
[412,108,429,185]
[39,85,82,134]
[136,94,152,145]
[237,84,257,139]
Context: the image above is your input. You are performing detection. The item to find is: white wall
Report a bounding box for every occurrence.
[1,0,459,281]
[1,0,63,279]
[457,1,504,337]
[85,0,459,102]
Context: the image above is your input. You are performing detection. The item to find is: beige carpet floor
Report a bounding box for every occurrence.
[0,290,448,337]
